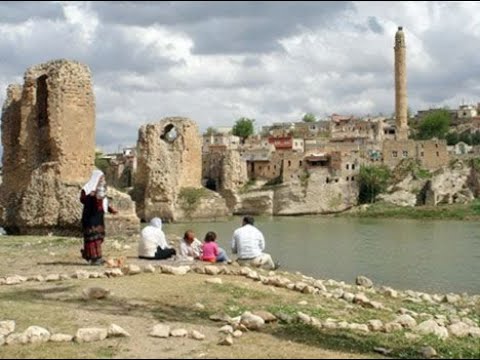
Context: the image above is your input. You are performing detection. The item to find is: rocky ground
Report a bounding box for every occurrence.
[0,235,479,359]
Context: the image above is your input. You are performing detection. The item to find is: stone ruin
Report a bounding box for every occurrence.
[0,59,139,235]
[134,117,229,222]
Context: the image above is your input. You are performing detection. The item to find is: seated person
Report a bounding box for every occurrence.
[231,216,276,270]
[179,230,203,259]
[201,231,229,263]
[138,218,176,260]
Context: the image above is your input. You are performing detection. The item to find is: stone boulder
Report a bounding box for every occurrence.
[0,321,15,337]
[23,326,50,344]
[75,328,108,343]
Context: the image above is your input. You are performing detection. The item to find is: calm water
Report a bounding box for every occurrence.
[164,216,480,295]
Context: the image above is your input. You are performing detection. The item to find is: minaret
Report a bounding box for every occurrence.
[394,26,408,140]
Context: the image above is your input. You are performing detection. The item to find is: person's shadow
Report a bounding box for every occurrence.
[37,261,91,267]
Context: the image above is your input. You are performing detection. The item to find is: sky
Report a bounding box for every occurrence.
[1,1,479,152]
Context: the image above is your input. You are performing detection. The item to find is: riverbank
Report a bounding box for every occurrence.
[0,235,479,359]
[337,201,480,221]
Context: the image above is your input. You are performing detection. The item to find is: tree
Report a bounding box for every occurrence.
[446,132,460,146]
[302,113,317,123]
[416,109,451,140]
[459,131,472,145]
[204,127,217,136]
[232,117,255,141]
[358,165,391,204]
[95,151,109,174]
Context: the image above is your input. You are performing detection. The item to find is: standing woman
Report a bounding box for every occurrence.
[80,169,117,265]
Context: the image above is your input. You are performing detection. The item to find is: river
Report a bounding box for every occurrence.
[164,216,480,295]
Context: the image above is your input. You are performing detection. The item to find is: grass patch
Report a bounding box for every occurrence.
[178,187,209,216]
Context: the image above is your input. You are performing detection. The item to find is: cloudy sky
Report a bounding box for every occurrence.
[1,1,480,152]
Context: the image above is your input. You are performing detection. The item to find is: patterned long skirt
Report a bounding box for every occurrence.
[83,225,105,261]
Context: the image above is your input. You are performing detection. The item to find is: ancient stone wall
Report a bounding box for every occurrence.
[135,117,228,221]
[0,59,139,235]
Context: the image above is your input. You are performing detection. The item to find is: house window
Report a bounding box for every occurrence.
[352,164,356,170]
[274,165,277,170]
[335,179,339,183]
[403,150,408,158]
[436,152,440,157]
[392,151,398,158]
[346,164,350,170]
[268,166,271,171]
[299,160,303,167]
[346,177,350,181]
[421,152,424,157]
[326,177,330,184]
[435,144,439,148]
[351,176,355,181]
[288,160,291,167]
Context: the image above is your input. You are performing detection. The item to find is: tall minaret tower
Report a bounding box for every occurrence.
[394,26,408,140]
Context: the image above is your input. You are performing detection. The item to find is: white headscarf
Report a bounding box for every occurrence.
[150,217,162,229]
[82,169,109,212]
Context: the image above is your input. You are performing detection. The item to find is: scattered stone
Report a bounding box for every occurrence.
[414,320,449,339]
[160,265,190,275]
[82,287,111,300]
[337,321,349,329]
[0,335,4,346]
[60,274,71,281]
[50,334,73,343]
[123,264,141,275]
[218,334,233,346]
[76,270,90,280]
[108,324,130,338]
[24,326,50,344]
[342,292,355,303]
[405,297,423,304]
[367,320,384,332]
[322,321,338,330]
[383,287,398,298]
[332,288,344,299]
[298,301,308,306]
[252,311,277,323]
[444,294,461,304]
[240,312,265,330]
[405,333,420,341]
[469,327,480,338]
[105,268,124,277]
[209,313,232,323]
[432,294,443,303]
[33,275,45,282]
[356,275,373,288]
[302,285,316,294]
[246,271,260,281]
[170,328,188,337]
[0,321,15,337]
[297,312,312,324]
[348,323,370,333]
[6,276,26,285]
[123,245,131,250]
[205,265,220,276]
[5,333,28,345]
[75,328,108,343]
[353,293,369,305]
[374,347,393,356]
[447,322,470,338]
[365,301,384,310]
[150,325,170,338]
[44,274,60,282]
[233,330,243,338]
[219,325,234,334]
[143,264,155,273]
[420,293,435,304]
[384,322,403,333]
[313,280,327,292]
[419,346,437,359]
[205,278,223,285]
[394,314,417,329]
[191,330,205,341]
[194,303,205,310]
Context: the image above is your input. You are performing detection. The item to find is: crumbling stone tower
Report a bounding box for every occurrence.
[394,26,408,140]
[0,59,95,234]
[135,117,229,222]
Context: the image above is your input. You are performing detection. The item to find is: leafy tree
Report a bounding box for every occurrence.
[446,132,460,146]
[358,165,391,204]
[302,113,317,123]
[459,131,472,145]
[204,127,217,136]
[232,117,255,141]
[95,151,109,174]
[472,131,480,146]
[416,109,451,140]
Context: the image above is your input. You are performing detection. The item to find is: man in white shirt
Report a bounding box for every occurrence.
[178,230,203,259]
[138,218,176,260]
[231,216,276,270]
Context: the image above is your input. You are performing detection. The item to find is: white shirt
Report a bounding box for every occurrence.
[179,238,203,258]
[138,225,170,258]
[231,224,265,259]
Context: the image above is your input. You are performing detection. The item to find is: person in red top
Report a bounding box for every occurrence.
[201,231,229,263]
[80,169,117,265]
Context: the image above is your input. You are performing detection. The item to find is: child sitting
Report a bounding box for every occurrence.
[201,231,229,263]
